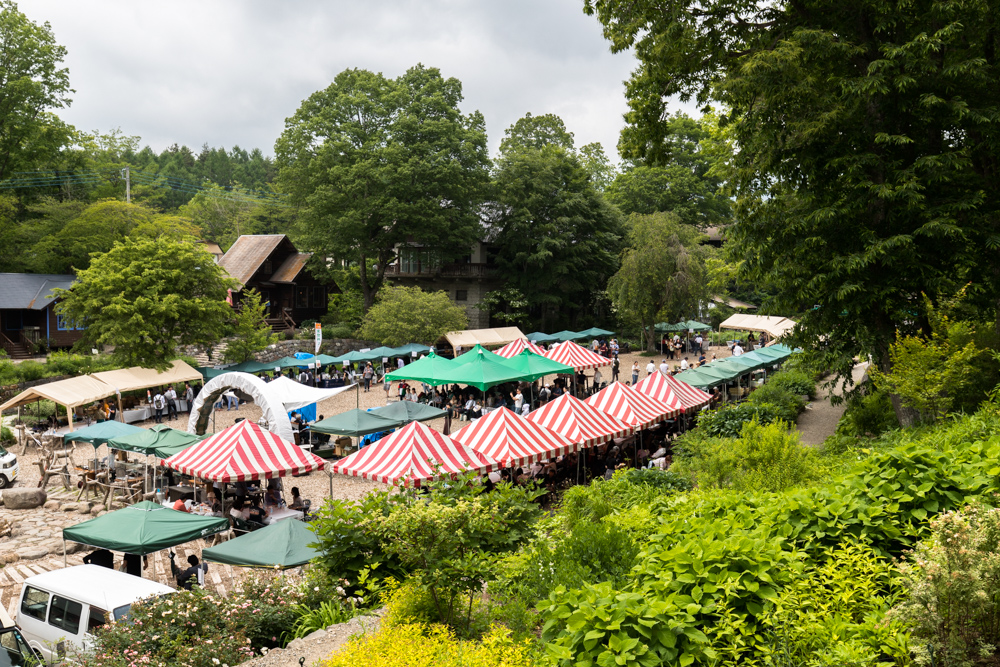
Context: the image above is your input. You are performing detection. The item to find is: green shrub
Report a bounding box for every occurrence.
[768,368,817,398]
[560,468,685,530]
[0,426,13,446]
[285,600,354,640]
[838,386,899,437]
[746,381,806,421]
[673,419,819,493]
[324,324,356,339]
[621,467,693,492]
[696,401,787,437]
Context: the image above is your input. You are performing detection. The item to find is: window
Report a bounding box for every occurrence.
[455,290,468,302]
[56,314,84,331]
[0,629,34,666]
[48,596,82,635]
[263,260,273,275]
[2,311,22,331]
[295,287,309,309]
[87,607,108,634]
[20,586,49,621]
[311,286,326,309]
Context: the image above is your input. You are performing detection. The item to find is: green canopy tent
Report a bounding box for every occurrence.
[435,344,526,391]
[336,350,380,365]
[526,332,558,344]
[653,322,686,332]
[677,320,712,332]
[389,343,434,357]
[64,421,147,448]
[504,350,573,383]
[202,518,319,569]
[385,350,457,386]
[310,409,403,438]
[62,500,229,559]
[370,401,447,423]
[551,330,586,342]
[716,357,762,375]
[367,346,401,360]
[675,366,733,389]
[108,425,204,459]
[576,327,616,338]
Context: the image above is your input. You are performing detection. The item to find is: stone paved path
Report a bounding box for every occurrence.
[796,362,869,446]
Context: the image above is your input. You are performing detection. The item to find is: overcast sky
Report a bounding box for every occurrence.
[22,0,648,162]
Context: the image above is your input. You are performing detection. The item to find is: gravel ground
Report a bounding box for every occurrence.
[236,613,382,667]
[796,362,870,446]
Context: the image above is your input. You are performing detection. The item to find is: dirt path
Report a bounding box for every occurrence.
[796,362,869,446]
[237,613,382,667]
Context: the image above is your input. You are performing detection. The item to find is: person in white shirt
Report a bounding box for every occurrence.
[695,335,703,353]
[680,357,689,370]
[646,361,656,376]
[659,360,669,375]
[520,402,530,417]
[512,389,524,411]
[592,369,603,389]
[733,343,744,356]
[164,386,178,420]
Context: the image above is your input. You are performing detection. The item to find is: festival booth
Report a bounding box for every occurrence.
[576,327,615,338]
[635,372,711,414]
[451,406,578,468]
[544,341,612,371]
[551,330,586,342]
[585,382,680,427]
[264,375,357,423]
[163,419,329,503]
[332,421,497,485]
[370,401,447,423]
[202,519,320,570]
[526,332,558,344]
[435,345,527,391]
[62,501,229,569]
[442,327,526,355]
[719,314,796,340]
[675,365,733,390]
[385,350,456,385]
[64,421,146,448]
[494,338,547,358]
[527,393,633,449]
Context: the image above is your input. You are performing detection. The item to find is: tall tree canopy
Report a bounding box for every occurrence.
[586,0,1000,420]
[359,286,468,347]
[275,64,491,311]
[55,238,235,369]
[607,212,708,351]
[0,0,73,182]
[489,114,623,328]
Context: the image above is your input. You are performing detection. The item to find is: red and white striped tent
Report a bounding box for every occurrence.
[544,340,612,371]
[662,373,712,413]
[452,406,579,468]
[495,338,548,359]
[332,421,497,486]
[526,393,633,449]
[585,381,680,428]
[162,419,325,482]
[632,372,686,414]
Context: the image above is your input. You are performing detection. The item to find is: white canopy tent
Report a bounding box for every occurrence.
[718,314,797,339]
[442,327,526,354]
[262,376,357,411]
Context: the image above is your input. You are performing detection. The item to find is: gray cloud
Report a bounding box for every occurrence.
[22,0,645,161]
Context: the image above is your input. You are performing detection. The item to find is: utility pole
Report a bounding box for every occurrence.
[121,166,130,203]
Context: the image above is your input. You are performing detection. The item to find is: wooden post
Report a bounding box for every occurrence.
[66,404,74,433]
[117,395,125,423]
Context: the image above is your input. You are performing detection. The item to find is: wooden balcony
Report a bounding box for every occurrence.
[385,263,497,279]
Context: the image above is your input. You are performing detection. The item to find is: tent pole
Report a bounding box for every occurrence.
[66,404,74,433]
[328,471,333,498]
[62,537,67,568]
[356,382,360,409]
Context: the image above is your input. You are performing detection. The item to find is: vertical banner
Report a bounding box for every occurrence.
[314,322,322,354]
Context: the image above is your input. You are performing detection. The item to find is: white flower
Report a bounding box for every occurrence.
[213,660,220,665]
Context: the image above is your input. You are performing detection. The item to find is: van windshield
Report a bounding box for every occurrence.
[0,444,7,457]
[112,604,131,622]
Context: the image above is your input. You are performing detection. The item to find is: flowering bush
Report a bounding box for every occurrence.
[892,502,1000,666]
[78,571,305,667]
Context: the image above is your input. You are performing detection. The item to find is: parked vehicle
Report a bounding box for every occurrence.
[0,442,18,488]
[0,603,37,665]
[15,565,173,662]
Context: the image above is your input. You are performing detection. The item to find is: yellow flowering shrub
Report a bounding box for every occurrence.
[319,623,538,667]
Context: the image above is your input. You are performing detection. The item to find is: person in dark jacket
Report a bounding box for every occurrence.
[170,553,207,590]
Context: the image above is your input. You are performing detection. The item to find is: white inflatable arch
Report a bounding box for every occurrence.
[187,372,294,442]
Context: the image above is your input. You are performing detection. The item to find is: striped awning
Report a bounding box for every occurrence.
[451,407,578,468]
[632,372,686,414]
[585,381,680,428]
[526,393,633,449]
[543,341,612,371]
[332,421,496,486]
[494,338,548,358]
[660,373,713,412]
[162,420,325,482]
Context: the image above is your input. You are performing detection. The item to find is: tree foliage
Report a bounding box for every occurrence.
[276,65,491,311]
[606,212,707,351]
[55,237,235,369]
[359,285,468,347]
[223,288,278,364]
[584,0,1000,422]
[0,0,73,181]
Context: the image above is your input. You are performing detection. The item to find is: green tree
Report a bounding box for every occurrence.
[499,112,575,154]
[490,121,624,327]
[55,237,235,369]
[606,212,707,351]
[578,142,617,191]
[223,288,279,364]
[0,1,73,182]
[585,0,1000,423]
[276,65,491,311]
[359,286,468,347]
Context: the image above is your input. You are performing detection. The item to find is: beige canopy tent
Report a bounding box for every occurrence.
[719,314,796,339]
[443,327,526,355]
[0,360,202,432]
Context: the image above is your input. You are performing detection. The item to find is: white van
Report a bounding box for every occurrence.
[0,603,37,665]
[15,565,174,662]
[0,442,18,488]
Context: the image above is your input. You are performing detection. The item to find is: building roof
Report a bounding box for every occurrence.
[0,273,75,310]
[218,235,286,286]
[711,295,757,310]
[270,252,312,283]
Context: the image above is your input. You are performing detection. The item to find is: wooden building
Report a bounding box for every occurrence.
[218,235,329,330]
[0,273,81,358]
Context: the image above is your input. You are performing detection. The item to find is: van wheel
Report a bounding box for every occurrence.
[0,475,9,489]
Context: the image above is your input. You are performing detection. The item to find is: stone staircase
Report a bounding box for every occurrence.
[189,341,229,367]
